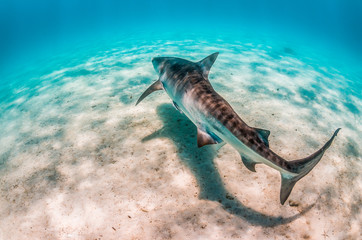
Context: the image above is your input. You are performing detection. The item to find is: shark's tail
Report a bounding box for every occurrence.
[280,128,341,205]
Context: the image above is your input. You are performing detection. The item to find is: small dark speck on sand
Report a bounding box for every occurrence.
[112,227,116,231]
[226,194,234,200]
[289,200,300,207]
[128,215,132,218]
[302,234,310,239]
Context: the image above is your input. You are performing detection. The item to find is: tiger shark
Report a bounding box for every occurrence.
[136,52,340,205]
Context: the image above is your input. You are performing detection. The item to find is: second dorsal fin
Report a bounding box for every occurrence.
[254,128,271,147]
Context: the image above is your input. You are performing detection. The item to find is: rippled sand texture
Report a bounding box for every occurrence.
[0,37,361,240]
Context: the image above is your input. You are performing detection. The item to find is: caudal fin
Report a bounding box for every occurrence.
[280,128,341,205]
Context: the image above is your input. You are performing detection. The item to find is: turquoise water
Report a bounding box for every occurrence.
[0,1,361,240]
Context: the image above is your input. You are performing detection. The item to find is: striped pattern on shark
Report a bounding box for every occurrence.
[136,52,340,205]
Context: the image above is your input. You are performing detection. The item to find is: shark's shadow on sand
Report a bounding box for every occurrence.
[142,103,314,227]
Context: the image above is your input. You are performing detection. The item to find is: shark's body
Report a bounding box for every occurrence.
[136,52,340,204]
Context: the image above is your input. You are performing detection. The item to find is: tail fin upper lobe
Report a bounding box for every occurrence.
[280,128,341,205]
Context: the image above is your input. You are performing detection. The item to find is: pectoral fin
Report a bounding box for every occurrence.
[135,80,163,105]
[197,128,222,148]
[241,155,259,172]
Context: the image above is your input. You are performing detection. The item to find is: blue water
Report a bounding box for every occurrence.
[1,1,361,95]
[1,0,362,70]
[0,1,361,239]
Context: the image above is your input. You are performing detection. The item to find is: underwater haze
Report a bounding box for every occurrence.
[0,1,361,239]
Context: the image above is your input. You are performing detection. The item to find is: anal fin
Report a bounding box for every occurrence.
[241,155,259,172]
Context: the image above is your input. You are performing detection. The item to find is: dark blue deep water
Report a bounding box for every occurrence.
[1,0,362,74]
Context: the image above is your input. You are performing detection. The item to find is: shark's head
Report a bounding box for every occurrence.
[151,53,219,84]
[152,57,169,75]
[152,57,197,81]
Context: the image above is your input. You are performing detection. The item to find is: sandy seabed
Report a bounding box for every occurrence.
[0,36,361,239]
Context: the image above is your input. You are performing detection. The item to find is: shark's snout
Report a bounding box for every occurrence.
[151,57,157,64]
[152,57,166,73]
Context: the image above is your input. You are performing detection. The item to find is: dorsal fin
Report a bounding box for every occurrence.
[197,128,222,148]
[254,128,271,147]
[198,52,219,79]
